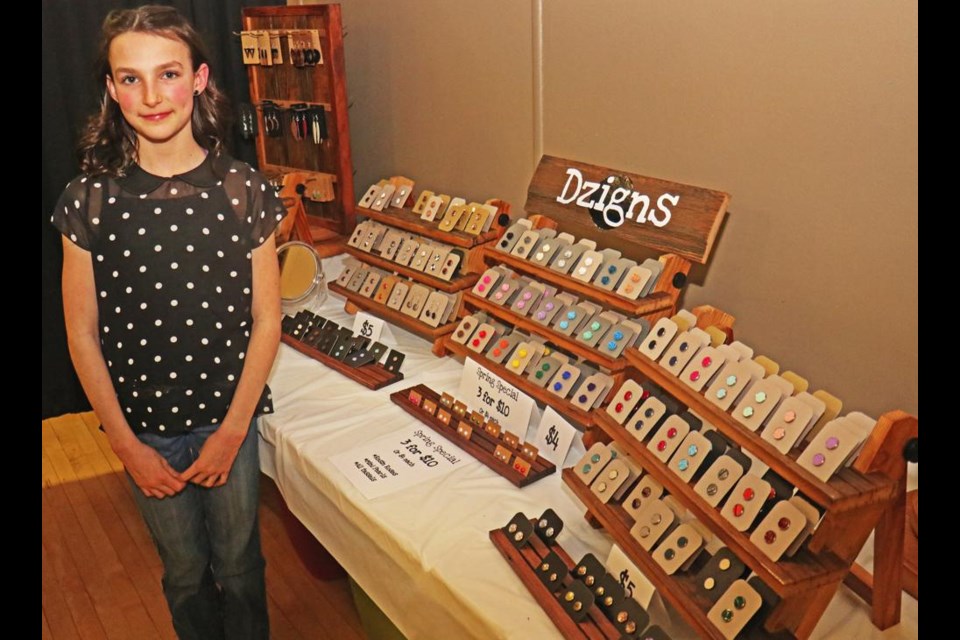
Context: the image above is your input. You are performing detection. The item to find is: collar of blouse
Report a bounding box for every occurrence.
[116,151,232,196]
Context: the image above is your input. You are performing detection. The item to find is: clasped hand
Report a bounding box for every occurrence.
[180,424,247,489]
[121,424,247,498]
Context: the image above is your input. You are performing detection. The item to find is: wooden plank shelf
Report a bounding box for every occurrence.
[462,292,627,372]
[243,4,333,21]
[592,412,848,596]
[328,282,459,342]
[391,385,555,488]
[623,354,896,512]
[490,519,624,640]
[257,98,333,110]
[525,156,729,265]
[280,334,403,390]
[482,247,675,317]
[562,468,792,640]
[443,338,597,429]
[358,205,502,248]
[342,246,479,293]
[262,164,339,182]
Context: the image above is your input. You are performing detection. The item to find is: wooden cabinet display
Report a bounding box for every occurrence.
[242,4,355,253]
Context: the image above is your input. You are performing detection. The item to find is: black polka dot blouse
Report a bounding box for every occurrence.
[51,153,287,436]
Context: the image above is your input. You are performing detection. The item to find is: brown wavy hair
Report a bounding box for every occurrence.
[77,5,231,177]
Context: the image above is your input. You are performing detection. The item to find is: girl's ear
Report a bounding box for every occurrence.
[105,75,118,103]
[193,63,210,96]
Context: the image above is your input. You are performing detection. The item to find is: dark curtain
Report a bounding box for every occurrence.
[42,0,282,419]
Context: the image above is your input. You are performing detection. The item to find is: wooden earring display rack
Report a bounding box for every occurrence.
[358,201,507,251]
[439,343,601,430]
[326,282,463,350]
[490,516,636,639]
[280,334,403,390]
[242,5,356,254]
[478,217,687,320]
[391,385,556,487]
[563,325,917,637]
[442,301,734,436]
[330,186,508,355]
[442,156,731,433]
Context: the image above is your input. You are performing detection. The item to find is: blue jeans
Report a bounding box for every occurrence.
[130,420,269,640]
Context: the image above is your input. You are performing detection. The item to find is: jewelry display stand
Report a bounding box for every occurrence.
[490,516,632,639]
[242,4,356,253]
[391,385,556,487]
[560,333,917,637]
[442,156,731,433]
[330,190,507,355]
[280,334,402,391]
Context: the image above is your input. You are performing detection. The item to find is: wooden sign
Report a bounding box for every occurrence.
[524,156,729,264]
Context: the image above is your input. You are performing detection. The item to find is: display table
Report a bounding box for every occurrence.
[258,257,918,640]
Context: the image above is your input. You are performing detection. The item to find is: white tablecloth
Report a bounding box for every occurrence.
[259,257,918,640]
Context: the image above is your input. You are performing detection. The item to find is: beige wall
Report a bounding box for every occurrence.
[328,0,537,206]
[299,1,918,418]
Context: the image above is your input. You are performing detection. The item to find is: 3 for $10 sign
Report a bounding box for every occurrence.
[457,358,535,434]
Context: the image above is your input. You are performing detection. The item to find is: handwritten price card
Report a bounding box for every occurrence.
[532,407,579,467]
[457,357,536,434]
[606,544,657,609]
[352,311,385,343]
[329,426,470,500]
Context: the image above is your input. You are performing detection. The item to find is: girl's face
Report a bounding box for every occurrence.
[106,32,209,150]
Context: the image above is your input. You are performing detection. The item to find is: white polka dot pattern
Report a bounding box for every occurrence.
[49,155,287,435]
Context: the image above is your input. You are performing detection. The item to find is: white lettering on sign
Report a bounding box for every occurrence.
[556,168,679,229]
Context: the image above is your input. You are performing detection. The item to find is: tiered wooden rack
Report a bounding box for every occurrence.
[441,156,730,431]
[330,201,506,355]
[563,343,917,637]
[242,4,356,252]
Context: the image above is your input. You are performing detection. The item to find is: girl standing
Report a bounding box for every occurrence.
[52,6,284,639]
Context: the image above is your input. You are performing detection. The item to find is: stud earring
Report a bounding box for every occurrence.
[193,89,200,97]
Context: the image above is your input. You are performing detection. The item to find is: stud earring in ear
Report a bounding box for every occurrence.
[193,89,200,97]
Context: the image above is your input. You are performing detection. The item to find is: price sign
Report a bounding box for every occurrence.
[329,426,469,500]
[352,312,385,343]
[606,545,656,608]
[532,407,579,467]
[457,357,535,434]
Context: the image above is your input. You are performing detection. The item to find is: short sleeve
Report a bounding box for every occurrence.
[246,169,288,247]
[50,176,102,251]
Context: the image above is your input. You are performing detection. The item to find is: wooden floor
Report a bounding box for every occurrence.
[42,413,366,640]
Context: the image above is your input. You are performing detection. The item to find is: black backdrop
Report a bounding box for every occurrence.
[41,0,282,419]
